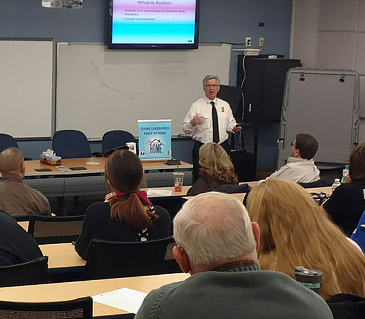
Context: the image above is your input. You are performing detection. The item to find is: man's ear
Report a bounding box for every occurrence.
[173,245,191,273]
[251,222,260,252]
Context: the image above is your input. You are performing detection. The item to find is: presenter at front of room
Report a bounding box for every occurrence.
[182,75,242,182]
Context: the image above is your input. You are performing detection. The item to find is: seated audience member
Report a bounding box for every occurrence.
[0,147,51,216]
[135,192,333,319]
[187,142,238,196]
[323,143,365,236]
[75,149,171,260]
[0,211,42,266]
[269,133,320,183]
[246,178,365,300]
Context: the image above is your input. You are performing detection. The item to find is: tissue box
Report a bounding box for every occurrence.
[40,155,62,166]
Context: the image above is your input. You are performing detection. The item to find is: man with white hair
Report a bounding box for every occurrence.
[135,192,333,319]
[0,147,51,216]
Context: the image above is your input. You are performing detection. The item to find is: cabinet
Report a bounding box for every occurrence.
[237,56,301,123]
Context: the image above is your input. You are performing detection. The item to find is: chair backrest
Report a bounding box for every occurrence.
[0,133,18,153]
[12,211,50,222]
[351,210,365,253]
[28,215,84,244]
[298,179,326,188]
[0,297,92,319]
[86,236,175,279]
[52,130,91,159]
[102,130,136,155]
[211,183,250,194]
[0,256,48,287]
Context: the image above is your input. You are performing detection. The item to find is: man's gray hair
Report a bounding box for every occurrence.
[0,147,23,174]
[203,75,220,86]
[173,192,255,267]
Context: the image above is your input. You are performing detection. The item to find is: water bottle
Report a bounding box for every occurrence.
[332,178,341,192]
[341,165,349,183]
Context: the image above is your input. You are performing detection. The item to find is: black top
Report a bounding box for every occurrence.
[0,211,42,266]
[75,202,171,260]
[323,180,365,236]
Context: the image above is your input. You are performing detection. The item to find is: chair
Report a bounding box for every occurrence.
[0,297,92,319]
[211,183,250,194]
[52,130,91,159]
[85,236,176,279]
[102,130,136,155]
[28,215,84,244]
[0,256,48,287]
[0,133,18,153]
[298,179,326,188]
[12,211,50,222]
[351,211,365,253]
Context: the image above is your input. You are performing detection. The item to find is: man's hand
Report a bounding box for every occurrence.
[191,115,205,126]
[232,125,242,133]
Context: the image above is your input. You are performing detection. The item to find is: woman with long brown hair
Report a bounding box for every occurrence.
[75,149,171,260]
[187,142,238,196]
[246,177,365,300]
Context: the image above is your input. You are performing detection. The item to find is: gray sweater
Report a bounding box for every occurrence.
[136,267,333,319]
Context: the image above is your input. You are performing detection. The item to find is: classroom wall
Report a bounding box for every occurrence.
[1,0,293,168]
[291,0,365,144]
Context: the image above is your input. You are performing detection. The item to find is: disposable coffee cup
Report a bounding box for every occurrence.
[173,172,184,192]
[294,266,322,295]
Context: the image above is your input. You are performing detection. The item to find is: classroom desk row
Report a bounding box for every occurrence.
[0,273,189,317]
[21,186,332,270]
[23,157,193,197]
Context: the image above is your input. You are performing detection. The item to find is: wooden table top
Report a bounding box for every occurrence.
[39,242,85,269]
[0,272,189,317]
[24,158,192,177]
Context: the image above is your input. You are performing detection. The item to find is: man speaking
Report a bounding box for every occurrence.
[182,75,241,182]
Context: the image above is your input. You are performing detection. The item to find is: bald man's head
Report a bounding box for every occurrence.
[0,147,24,176]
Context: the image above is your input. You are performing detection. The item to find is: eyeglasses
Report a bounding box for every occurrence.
[103,145,129,158]
[204,84,219,88]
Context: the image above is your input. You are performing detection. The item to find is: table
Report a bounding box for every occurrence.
[0,273,189,317]
[23,158,192,197]
[39,243,85,269]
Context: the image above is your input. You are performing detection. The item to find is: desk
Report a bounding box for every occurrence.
[23,158,192,197]
[0,273,189,317]
[40,243,85,269]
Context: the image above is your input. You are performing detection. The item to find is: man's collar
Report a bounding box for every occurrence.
[213,260,260,272]
[287,156,314,164]
[0,174,23,182]
[204,96,217,104]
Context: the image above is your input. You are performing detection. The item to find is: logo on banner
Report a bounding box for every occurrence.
[147,139,164,154]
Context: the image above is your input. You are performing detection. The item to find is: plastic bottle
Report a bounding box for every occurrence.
[341,165,349,183]
[332,178,341,192]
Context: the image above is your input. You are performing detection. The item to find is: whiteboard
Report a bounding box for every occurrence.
[0,40,53,138]
[56,43,231,138]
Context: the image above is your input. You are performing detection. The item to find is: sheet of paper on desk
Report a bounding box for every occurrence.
[147,189,172,196]
[93,288,147,314]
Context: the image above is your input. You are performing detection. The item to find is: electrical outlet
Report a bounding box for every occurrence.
[259,37,265,47]
[245,37,252,47]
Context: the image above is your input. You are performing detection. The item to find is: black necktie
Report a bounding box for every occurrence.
[211,101,219,143]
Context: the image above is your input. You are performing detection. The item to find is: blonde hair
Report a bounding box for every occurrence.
[246,177,365,300]
[199,143,238,187]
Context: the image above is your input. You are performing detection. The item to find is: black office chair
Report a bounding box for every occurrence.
[102,130,136,155]
[0,297,92,319]
[12,211,50,222]
[52,130,91,159]
[298,179,326,188]
[0,256,48,287]
[211,183,250,194]
[28,215,84,244]
[85,236,177,279]
[0,133,18,153]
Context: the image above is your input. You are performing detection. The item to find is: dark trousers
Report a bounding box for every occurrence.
[192,140,229,183]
